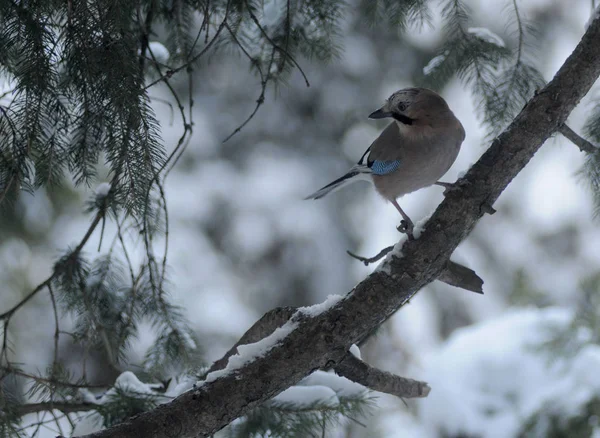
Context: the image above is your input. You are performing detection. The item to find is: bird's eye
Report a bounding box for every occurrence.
[396,103,407,112]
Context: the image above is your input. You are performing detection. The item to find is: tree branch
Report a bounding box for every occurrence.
[559,124,599,153]
[335,354,430,399]
[347,247,483,294]
[0,211,103,321]
[81,15,600,438]
[203,307,429,399]
[13,401,97,416]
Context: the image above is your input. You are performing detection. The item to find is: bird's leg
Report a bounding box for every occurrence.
[391,199,414,239]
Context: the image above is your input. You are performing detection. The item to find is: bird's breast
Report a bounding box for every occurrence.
[372,135,461,200]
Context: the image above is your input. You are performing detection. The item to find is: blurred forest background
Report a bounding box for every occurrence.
[3,0,600,436]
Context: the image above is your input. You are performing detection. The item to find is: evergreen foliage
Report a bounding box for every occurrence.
[513,273,600,437]
[421,0,544,135]
[583,106,600,217]
[227,394,373,438]
[521,397,600,438]
[93,386,161,428]
[539,273,600,360]
[358,0,431,30]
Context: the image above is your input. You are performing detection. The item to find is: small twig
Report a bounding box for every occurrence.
[0,87,15,101]
[0,206,105,369]
[13,401,98,416]
[1,367,105,389]
[346,246,394,266]
[48,284,60,367]
[148,95,175,125]
[221,22,270,143]
[0,279,52,321]
[438,260,484,294]
[243,0,310,87]
[0,173,16,206]
[559,124,598,153]
[8,209,104,312]
[347,246,484,294]
[143,0,231,90]
[221,46,273,143]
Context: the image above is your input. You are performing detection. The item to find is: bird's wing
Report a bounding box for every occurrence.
[357,122,403,175]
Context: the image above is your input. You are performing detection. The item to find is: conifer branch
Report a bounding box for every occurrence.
[143,1,232,90]
[12,401,98,416]
[0,367,105,390]
[222,44,275,143]
[243,0,310,88]
[81,13,600,438]
[0,210,103,321]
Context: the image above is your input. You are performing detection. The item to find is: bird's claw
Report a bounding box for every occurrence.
[397,220,415,240]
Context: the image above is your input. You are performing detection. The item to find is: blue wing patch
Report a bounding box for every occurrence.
[370,160,401,175]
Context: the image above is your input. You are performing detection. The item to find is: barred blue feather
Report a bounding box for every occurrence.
[370,160,401,175]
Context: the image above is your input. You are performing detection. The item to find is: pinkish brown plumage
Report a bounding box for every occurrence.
[305,87,465,236]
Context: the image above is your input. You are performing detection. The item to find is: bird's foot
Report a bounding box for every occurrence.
[397,219,415,240]
[435,179,470,196]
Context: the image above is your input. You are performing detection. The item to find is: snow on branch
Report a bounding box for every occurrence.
[467,27,505,48]
[81,14,600,438]
[199,303,430,402]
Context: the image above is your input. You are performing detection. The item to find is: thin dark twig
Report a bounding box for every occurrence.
[140,40,190,308]
[243,0,310,87]
[144,1,231,90]
[156,180,170,294]
[148,95,175,125]
[1,367,106,389]
[0,278,52,320]
[97,215,106,251]
[13,401,98,416]
[188,1,210,59]
[0,88,15,101]
[346,246,394,266]
[559,124,599,153]
[0,191,106,374]
[146,42,193,178]
[50,408,66,437]
[0,174,15,206]
[48,284,60,367]
[222,23,271,142]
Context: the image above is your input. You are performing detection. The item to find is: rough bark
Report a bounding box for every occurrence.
[204,306,430,399]
[82,16,600,438]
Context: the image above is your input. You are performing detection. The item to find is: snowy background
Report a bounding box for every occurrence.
[4,0,600,436]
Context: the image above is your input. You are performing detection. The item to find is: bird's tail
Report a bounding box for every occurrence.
[305,164,372,200]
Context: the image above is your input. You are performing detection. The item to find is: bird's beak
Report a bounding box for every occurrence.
[368,108,393,119]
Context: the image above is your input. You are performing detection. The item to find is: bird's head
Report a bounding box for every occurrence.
[368,87,454,128]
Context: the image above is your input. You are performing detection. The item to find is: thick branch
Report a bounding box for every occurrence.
[204,307,296,376]
[83,15,600,438]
